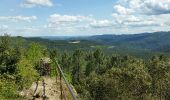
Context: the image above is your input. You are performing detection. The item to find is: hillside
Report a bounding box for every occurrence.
[34,31,170,58]
[70,31,170,57]
[84,31,170,52]
[1,31,169,59]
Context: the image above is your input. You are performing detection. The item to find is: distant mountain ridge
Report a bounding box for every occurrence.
[86,31,169,42]
[38,31,170,53]
[87,31,170,53]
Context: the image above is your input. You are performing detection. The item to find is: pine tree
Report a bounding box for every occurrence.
[148,55,170,99]
[60,52,71,72]
[71,49,84,85]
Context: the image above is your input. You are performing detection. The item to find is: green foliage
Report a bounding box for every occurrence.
[85,49,107,76]
[64,73,72,83]
[0,35,44,99]
[49,49,60,77]
[0,77,18,100]
[60,52,71,72]
[27,43,45,63]
[52,48,170,100]
[49,49,59,61]
[1,35,170,100]
[16,56,39,90]
[26,43,47,74]
[49,61,58,77]
[87,57,152,100]
[71,49,85,85]
[0,35,19,74]
[148,55,170,99]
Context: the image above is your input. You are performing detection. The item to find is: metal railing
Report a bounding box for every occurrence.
[56,61,78,100]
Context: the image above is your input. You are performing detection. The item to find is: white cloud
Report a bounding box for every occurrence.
[46,14,92,34]
[112,13,165,28]
[46,12,170,35]
[125,0,170,15]
[46,12,169,35]
[45,14,117,34]
[0,16,37,22]
[124,20,161,27]
[21,0,53,8]
[112,0,170,32]
[114,5,134,15]
[48,14,93,24]
[112,13,141,24]
[150,14,170,26]
[47,14,94,29]
[90,20,114,28]
[129,0,141,9]
[142,0,170,15]
[126,15,141,22]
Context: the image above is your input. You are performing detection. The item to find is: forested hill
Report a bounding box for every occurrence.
[36,31,170,58]
[1,31,170,58]
[40,31,170,52]
[75,31,170,53]
[86,31,170,43]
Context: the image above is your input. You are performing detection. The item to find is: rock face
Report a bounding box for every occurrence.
[40,57,51,76]
[41,57,51,64]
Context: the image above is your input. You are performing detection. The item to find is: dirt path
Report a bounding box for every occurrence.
[21,77,61,100]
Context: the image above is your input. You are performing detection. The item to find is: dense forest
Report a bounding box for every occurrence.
[27,31,170,59]
[1,34,170,100]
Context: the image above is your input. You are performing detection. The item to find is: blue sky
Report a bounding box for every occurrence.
[0,0,170,36]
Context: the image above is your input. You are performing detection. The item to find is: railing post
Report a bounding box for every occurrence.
[60,71,63,100]
[42,79,46,100]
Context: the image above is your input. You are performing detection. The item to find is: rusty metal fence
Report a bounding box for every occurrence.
[56,61,78,100]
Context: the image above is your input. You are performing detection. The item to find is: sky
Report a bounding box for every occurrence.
[0,0,170,36]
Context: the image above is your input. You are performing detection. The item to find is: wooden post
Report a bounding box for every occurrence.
[42,79,46,100]
[60,71,63,100]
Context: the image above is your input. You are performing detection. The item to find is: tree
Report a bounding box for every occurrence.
[16,56,39,90]
[71,49,85,85]
[93,49,107,75]
[148,55,170,99]
[0,35,39,99]
[0,34,20,74]
[87,56,151,100]
[26,43,45,63]
[60,52,71,72]
[26,43,46,73]
[49,49,59,76]
[85,52,95,76]
[49,49,59,61]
